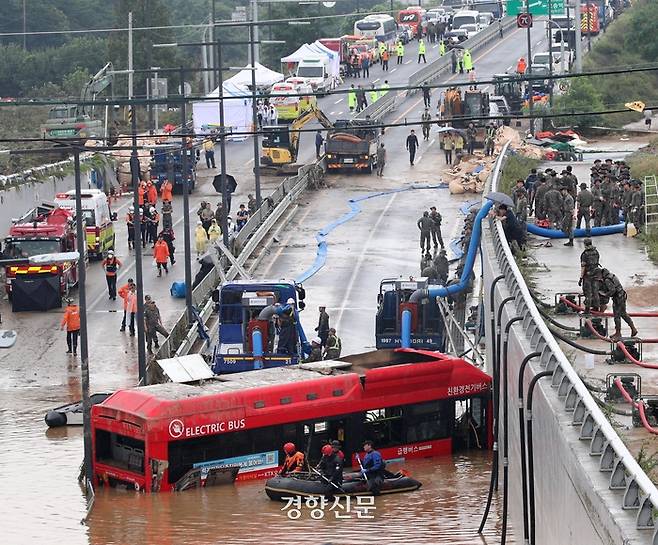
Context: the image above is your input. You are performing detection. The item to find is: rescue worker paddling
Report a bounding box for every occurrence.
[279,443,305,476]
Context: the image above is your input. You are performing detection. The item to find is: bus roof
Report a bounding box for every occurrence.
[95,349,491,422]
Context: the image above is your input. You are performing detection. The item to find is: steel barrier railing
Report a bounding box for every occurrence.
[487,143,658,536]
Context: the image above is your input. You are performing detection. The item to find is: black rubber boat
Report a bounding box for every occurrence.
[265,471,422,501]
[45,393,112,427]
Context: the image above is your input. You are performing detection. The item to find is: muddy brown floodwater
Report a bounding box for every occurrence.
[2,385,509,545]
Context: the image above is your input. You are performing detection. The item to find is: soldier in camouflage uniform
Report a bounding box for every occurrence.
[544,182,563,229]
[579,238,600,313]
[561,186,575,246]
[621,180,633,234]
[533,176,548,220]
[576,182,593,234]
[433,249,450,285]
[597,267,638,339]
[630,179,645,233]
[591,178,604,227]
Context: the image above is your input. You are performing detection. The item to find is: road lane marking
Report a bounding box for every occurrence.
[335,98,343,104]
[390,68,397,73]
[260,206,314,277]
[335,192,397,331]
[372,78,380,83]
[247,158,254,165]
[405,60,412,64]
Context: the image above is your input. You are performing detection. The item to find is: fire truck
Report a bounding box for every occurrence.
[4,204,79,298]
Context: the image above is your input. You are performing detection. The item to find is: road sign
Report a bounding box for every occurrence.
[517,13,533,28]
[506,0,565,16]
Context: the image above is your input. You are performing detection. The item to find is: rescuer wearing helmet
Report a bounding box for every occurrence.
[303,337,323,363]
[60,298,81,356]
[579,238,600,314]
[317,443,343,488]
[277,298,298,356]
[101,250,122,300]
[279,443,305,476]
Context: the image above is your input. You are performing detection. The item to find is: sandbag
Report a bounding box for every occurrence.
[449,180,466,194]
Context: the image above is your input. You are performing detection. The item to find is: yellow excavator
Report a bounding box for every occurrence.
[260,105,333,174]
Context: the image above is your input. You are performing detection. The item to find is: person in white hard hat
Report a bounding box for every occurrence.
[101,249,122,300]
[303,337,323,363]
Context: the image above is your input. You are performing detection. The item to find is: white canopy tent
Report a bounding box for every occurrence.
[192,82,252,140]
[280,42,339,79]
[309,41,340,79]
[224,62,284,89]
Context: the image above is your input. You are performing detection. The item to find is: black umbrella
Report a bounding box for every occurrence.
[485,191,514,208]
[212,174,237,194]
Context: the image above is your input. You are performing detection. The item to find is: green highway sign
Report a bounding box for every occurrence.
[506,0,565,16]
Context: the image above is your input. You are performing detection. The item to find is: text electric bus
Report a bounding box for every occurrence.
[353,14,397,43]
[91,349,492,492]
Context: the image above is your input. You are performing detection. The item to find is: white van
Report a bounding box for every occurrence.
[296,57,334,94]
[451,10,481,30]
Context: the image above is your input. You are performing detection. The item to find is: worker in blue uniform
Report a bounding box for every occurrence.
[360,440,386,495]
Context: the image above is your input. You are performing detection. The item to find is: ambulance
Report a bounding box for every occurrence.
[54,189,116,259]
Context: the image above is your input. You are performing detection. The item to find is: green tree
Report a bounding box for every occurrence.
[555,77,604,128]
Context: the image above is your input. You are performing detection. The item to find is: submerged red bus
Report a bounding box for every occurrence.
[91,349,492,492]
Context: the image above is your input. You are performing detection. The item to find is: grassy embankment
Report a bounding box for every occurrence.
[626,137,658,263]
[498,153,540,195]
[555,0,658,129]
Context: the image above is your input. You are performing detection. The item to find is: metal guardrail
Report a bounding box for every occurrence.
[153,162,321,362]
[408,17,518,93]
[354,90,398,122]
[488,142,658,536]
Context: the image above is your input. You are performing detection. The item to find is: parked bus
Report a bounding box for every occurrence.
[353,14,397,43]
[91,349,492,492]
[396,7,427,38]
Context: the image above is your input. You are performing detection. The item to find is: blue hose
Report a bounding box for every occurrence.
[526,222,624,239]
[410,200,493,301]
[401,309,412,348]
[252,329,264,370]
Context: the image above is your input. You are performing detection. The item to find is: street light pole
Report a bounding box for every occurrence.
[130,106,147,384]
[548,0,554,106]
[525,0,534,136]
[215,40,231,248]
[574,0,582,72]
[73,149,93,486]
[179,67,194,324]
[249,25,263,208]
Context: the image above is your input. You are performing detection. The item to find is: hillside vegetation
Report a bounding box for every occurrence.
[556,0,658,127]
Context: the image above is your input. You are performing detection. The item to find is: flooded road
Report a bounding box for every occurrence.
[2,385,509,545]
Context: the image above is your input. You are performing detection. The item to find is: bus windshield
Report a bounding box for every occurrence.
[356,21,380,31]
[4,238,61,258]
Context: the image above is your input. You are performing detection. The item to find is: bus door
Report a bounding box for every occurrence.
[452,396,488,451]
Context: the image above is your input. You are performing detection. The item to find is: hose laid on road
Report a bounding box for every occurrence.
[295,183,448,283]
[559,296,658,318]
[526,222,624,239]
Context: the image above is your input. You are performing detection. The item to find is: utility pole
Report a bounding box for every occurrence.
[179,67,194,324]
[216,40,231,248]
[574,0,582,72]
[73,149,93,486]
[210,1,216,90]
[128,12,134,103]
[525,0,534,136]
[548,0,554,106]
[249,24,263,208]
[251,0,260,64]
[22,0,27,49]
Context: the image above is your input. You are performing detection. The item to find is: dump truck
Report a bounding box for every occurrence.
[325,118,380,173]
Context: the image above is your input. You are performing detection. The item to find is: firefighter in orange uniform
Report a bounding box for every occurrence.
[153,235,170,277]
[160,179,173,202]
[60,298,81,356]
[118,278,136,332]
[146,181,158,206]
[101,249,122,300]
[138,182,146,207]
[279,443,305,476]
[516,57,527,74]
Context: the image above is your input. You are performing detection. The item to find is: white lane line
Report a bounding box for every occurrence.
[372,78,380,83]
[330,111,336,115]
[247,158,254,165]
[535,40,542,47]
[260,206,314,278]
[335,98,343,104]
[429,138,436,147]
[405,60,412,64]
[506,64,513,71]
[335,192,397,331]
[390,68,397,73]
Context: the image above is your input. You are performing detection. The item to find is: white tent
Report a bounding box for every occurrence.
[224,62,284,89]
[192,82,252,140]
[280,43,320,65]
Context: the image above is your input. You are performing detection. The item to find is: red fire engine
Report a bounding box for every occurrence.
[4,204,79,297]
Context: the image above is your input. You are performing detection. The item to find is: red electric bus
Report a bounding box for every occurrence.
[91,349,492,492]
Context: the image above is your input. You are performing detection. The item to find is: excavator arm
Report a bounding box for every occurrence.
[79,62,114,117]
[288,105,334,162]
